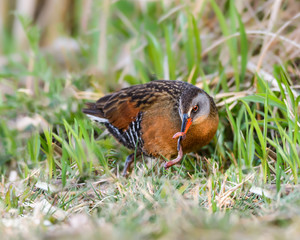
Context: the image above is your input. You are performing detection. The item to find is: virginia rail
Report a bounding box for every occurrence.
[82,80,218,176]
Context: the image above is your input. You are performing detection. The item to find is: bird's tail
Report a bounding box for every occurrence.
[82,102,108,123]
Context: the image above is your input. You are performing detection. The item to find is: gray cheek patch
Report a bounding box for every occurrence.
[192,93,210,117]
[178,92,210,119]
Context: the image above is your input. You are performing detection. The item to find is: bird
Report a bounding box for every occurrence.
[82,80,219,176]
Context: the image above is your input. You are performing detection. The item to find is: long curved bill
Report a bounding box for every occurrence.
[172,113,193,150]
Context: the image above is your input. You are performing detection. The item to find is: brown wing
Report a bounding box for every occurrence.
[82,89,141,131]
[83,80,185,131]
[102,92,140,130]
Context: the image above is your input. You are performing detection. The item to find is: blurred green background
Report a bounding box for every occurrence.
[0,0,300,239]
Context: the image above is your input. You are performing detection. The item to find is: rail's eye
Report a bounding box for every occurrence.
[192,105,199,113]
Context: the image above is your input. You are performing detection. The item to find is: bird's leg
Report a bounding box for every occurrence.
[164,144,183,169]
[122,153,135,177]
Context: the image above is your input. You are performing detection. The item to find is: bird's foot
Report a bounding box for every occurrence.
[164,144,183,169]
[122,153,135,177]
[172,132,186,140]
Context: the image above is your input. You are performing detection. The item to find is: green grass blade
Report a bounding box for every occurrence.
[192,15,202,64]
[164,25,176,80]
[147,32,164,79]
[241,100,267,182]
[209,0,239,90]
[234,3,248,81]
